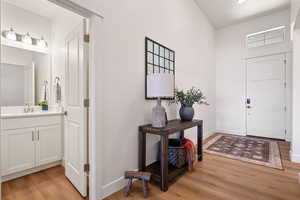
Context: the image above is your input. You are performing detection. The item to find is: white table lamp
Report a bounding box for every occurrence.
[147,73,174,128]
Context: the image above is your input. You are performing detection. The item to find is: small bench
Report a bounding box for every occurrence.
[124,171,151,198]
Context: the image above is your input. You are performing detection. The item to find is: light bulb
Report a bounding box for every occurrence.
[6,28,17,41]
[22,32,32,44]
[37,36,47,48]
[238,0,247,4]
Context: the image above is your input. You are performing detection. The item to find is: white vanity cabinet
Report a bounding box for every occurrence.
[1,114,63,177]
[1,128,36,175]
[36,125,62,166]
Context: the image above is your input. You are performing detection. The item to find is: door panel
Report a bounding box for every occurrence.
[36,125,62,166]
[246,54,286,139]
[65,21,88,197]
[1,128,35,176]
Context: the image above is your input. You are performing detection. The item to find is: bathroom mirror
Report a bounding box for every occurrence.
[0,63,35,106]
[0,46,51,106]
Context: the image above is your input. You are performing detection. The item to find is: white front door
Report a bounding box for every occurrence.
[65,21,88,197]
[246,54,286,140]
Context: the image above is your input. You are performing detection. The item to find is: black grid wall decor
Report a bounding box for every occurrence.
[145,37,175,100]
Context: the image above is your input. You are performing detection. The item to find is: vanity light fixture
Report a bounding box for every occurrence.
[37,36,47,48]
[238,0,247,4]
[5,28,17,41]
[22,32,32,44]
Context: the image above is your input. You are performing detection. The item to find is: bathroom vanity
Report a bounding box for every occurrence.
[1,107,63,181]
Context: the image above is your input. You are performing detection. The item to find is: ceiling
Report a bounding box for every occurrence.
[3,0,82,21]
[195,0,291,29]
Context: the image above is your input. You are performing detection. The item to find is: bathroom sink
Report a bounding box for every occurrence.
[1,106,64,119]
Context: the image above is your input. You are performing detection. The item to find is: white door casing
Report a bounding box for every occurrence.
[246,54,286,140]
[65,21,88,197]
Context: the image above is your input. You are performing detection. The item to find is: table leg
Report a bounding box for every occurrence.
[180,130,184,139]
[160,135,169,191]
[197,124,203,161]
[139,129,146,171]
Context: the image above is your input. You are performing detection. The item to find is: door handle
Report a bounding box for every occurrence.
[32,131,34,141]
[247,105,252,109]
[37,129,40,140]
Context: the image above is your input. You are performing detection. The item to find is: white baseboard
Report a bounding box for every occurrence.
[204,130,216,139]
[2,161,62,182]
[101,169,138,199]
[102,176,127,199]
[291,151,300,163]
[216,129,246,136]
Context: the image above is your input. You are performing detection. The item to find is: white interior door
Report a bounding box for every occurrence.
[246,54,286,139]
[65,21,88,197]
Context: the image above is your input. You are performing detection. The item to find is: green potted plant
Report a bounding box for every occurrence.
[38,101,48,111]
[170,87,208,121]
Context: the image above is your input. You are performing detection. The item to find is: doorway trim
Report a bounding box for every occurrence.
[45,1,102,199]
[47,1,102,199]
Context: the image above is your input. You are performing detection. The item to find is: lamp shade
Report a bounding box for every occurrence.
[147,73,174,98]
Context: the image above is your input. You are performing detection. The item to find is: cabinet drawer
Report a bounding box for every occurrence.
[1,115,62,131]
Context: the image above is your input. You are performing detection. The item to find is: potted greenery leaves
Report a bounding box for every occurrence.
[38,101,48,111]
[171,87,208,121]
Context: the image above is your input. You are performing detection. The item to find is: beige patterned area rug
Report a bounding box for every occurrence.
[204,134,283,170]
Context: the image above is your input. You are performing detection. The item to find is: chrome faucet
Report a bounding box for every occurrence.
[24,104,30,113]
[24,104,34,113]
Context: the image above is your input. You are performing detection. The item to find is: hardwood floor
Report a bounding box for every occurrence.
[2,166,85,200]
[2,135,300,200]
[106,134,300,200]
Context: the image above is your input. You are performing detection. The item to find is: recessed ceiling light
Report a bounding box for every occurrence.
[238,0,247,4]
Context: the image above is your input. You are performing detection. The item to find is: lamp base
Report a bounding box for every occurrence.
[151,98,166,128]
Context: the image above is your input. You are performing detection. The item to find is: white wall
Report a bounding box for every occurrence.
[66,0,216,198]
[91,0,216,198]
[291,0,300,25]
[291,1,300,163]
[215,10,292,139]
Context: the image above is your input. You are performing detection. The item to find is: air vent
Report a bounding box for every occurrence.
[246,26,285,48]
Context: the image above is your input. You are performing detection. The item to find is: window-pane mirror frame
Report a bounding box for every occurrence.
[145,37,175,100]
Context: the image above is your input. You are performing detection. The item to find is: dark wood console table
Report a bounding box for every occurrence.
[138,119,203,192]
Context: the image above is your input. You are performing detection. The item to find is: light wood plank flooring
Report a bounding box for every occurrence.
[2,166,85,200]
[106,134,300,200]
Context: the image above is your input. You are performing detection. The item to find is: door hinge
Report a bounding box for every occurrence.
[84,99,90,107]
[84,34,90,43]
[84,163,90,173]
